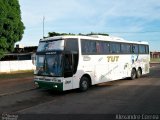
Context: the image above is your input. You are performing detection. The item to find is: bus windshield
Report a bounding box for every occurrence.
[35,54,63,76]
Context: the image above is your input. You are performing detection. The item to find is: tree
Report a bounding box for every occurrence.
[86,32,109,36]
[0,0,25,58]
[48,32,75,37]
[48,32,109,37]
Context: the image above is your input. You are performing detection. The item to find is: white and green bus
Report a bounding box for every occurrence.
[34,35,150,91]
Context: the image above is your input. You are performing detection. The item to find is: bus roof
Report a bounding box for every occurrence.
[40,35,149,45]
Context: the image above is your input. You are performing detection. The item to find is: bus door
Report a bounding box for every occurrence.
[63,54,73,90]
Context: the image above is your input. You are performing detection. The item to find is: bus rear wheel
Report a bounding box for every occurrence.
[79,76,90,92]
[136,68,142,78]
[131,68,137,80]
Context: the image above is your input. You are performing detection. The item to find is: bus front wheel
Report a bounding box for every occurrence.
[79,76,89,92]
[131,68,137,80]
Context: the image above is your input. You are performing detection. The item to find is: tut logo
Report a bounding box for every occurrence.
[107,56,119,62]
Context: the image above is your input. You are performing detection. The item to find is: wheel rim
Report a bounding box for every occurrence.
[132,69,136,79]
[82,80,88,90]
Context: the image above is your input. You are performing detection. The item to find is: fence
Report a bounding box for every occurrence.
[0,60,35,73]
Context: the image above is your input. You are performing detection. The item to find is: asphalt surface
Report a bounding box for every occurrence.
[0,64,160,119]
[0,77,34,96]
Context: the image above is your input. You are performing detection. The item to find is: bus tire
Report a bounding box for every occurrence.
[79,76,89,92]
[136,68,142,78]
[131,68,137,80]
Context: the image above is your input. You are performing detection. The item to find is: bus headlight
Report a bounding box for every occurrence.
[34,82,39,88]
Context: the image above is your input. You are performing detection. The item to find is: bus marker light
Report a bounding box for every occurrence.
[54,85,58,88]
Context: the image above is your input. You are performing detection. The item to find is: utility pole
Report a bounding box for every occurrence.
[43,16,45,38]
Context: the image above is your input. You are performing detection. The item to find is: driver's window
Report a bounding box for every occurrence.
[64,54,72,71]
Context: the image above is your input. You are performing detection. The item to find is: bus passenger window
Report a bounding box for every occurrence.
[121,44,131,54]
[132,45,138,54]
[139,45,146,54]
[110,42,120,53]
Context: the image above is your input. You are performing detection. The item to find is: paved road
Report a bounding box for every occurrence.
[0,77,34,96]
[0,65,160,119]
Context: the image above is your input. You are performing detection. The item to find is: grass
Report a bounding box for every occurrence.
[0,70,34,80]
[150,58,160,63]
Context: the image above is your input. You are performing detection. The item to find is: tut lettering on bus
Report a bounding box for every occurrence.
[107,56,119,62]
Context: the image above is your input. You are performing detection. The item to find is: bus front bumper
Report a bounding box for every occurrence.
[34,80,63,91]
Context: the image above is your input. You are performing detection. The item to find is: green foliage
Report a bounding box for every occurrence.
[48,32,109,37]
[86,32,109,36]
[0,0,25,58]
[48,32,75,37]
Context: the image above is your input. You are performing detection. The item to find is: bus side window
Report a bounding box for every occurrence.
[139,45,146,54]
[132,45,138,54]
[132,46,135,53]
[81,40,89,54]
[110,42,120,54]
[145,45,149,54]
[121,43,131,54]
[65,38,78,53]
[81,40,96,54]
[96,41,108,54]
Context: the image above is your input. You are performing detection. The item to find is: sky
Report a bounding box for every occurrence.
[17,0,160,51]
